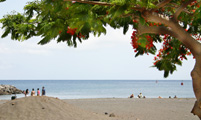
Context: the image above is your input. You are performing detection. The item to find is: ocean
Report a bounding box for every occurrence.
[0,80,195,100]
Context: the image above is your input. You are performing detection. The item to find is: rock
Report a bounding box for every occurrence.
[109,113,115,117]
[0,85,22,95]
[105,112,108,115]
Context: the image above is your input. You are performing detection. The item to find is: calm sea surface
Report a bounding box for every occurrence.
[0,80,195,100]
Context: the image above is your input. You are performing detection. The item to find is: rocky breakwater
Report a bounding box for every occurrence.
[0,85,22,95]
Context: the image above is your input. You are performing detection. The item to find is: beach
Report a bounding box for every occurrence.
[0,96,199,120]
[65,98,198,120]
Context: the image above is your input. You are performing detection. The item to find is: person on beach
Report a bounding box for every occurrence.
[31,88,35,96]
[42,86,46,96]
[37,88,40,96]
[130,94,134,98]
[138,93,143,98]
[25,89,29,97]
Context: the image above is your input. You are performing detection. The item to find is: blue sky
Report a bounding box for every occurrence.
[0,0,195,80]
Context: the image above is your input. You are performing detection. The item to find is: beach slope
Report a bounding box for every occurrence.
[0,96,112,120]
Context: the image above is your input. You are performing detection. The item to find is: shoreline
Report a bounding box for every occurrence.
[0,93,196,100]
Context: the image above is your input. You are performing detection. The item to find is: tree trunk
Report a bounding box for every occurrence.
[191,57,201,119]
[171,24,201,119]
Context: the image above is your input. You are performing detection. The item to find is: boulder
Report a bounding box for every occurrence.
[0,85,22,95]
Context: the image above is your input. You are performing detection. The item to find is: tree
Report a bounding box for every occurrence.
[1,0,201,118]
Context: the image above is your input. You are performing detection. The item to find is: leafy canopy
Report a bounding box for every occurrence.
[0,0,6,2]
[1,0,201,77]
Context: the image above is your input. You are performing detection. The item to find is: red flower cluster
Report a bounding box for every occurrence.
[59,30,62,34]
[67,27,77,35]
[145,35,153,49]
[153,34,194,66]
[178,48,192,61]
[194,34,201,41]
[132,19,138,23]
[131,30,139,52]
[149,22,162,26]
[190,0,198,6]
[77,33,85,38]
[131,30,154,53]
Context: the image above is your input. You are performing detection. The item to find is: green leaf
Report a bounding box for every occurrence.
[138,37,147,48]
[123,24,129,34]
[139,17,145,25]
[38,36,51,45]
[1,28,10,38]
[164,71,169,78]
[0,0,6,2]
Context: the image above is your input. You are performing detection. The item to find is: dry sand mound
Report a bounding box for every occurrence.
[0,96,112,120]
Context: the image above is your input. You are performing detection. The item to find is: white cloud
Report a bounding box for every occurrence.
[75,26,133,51]
[0,37,68,55]
[0,59,13,70]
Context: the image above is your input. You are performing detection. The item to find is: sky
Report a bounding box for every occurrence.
[0,0,195,80]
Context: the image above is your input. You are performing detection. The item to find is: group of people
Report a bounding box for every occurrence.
[129,93,178,99]
[23,86,46,97]
[130,93,145,98]
[159,95,178,98]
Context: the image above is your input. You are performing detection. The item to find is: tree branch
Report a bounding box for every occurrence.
[165,5,191,14]
[155,0,172,9]
[63,0,111,6]
[173,0,195,21]
[138,24,178,38]
[130,7,145,12]
[142,11,171,25]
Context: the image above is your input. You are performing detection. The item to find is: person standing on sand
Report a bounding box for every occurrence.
[42,86,46,96]
[31,88,35,96]
[37,88,40,96]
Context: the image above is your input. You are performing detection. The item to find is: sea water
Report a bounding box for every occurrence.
[0,80,195,100]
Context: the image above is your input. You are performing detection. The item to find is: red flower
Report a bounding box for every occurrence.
[67,27,77,35]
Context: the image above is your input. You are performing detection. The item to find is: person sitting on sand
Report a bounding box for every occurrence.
[37,88,40,96]
[42,86,46,96]
[130,94,134,98]
[138,93,143,98]
[25,89,29,97]
[174,95,177,98]
[31,88,35,96]
[158,96,162,99]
